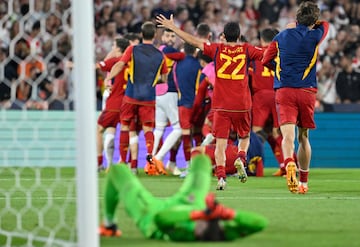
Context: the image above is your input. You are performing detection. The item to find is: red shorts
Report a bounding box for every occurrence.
[252,90,279,128]
[213,110,251,139]
[120,102,155,128]
[179,106,193,129]
[275,88,316,128]
[205,144,238,174]
[97,110,120,128]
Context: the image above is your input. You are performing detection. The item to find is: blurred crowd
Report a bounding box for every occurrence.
[0,0,359,110]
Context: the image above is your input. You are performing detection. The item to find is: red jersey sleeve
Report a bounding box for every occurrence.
[246,44,264,61]
[98,57,121,72]
[120,45,134,63]
[203,42,217,59]
[261,41,277,67]
[192,77,209,113]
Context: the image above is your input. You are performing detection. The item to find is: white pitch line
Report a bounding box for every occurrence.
[1,196,359,201]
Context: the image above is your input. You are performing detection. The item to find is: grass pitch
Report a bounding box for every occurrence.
[0,168,359,247]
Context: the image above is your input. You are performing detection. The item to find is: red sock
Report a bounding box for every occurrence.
[144,131,154,154]
[299,169,309,183]
[237,151,247,164]
[182,134,192,162]
[131,159,138,169]
[119,131,129,163]
[193,132,202,146]
[284,157,295,168]
[191,149,202,158]
[97,155,103,167]
[256,159,264,177]
[170,146,178,162]
[268,135,284,165]
[215,165,226,180]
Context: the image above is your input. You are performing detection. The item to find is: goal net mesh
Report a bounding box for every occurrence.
[0,1,77,246]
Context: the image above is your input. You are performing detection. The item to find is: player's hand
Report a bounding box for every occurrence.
[156,14,175,30]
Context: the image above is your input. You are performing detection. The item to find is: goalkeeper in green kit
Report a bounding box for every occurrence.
[99,154,268,241]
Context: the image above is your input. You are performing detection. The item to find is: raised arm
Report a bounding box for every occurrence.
[156,14,205,51]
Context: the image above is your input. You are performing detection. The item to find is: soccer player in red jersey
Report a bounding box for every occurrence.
[95,38,130,169]
[156,15,264,190]
[249,28,287,176]
[105,22,168,174]
[262,1,329,193]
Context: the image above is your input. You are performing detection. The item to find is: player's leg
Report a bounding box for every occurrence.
[129,130,139,174]
[96,123,105,168]
[233,111,251,183]
[280,123,298,193]
[119,102,135,163]
[296,89,316,194]
[156,93,182,174]
[140,104,167,175]
[179,106,193,169]
[101,164,162,232]
[167,154,212,208]
[153,95,167,156]
[297,127,311,194]
[104,127,116,167]
[201,117,214,146]
[212,111,232,190]
[214,138,227,190]
[276,88,299,193]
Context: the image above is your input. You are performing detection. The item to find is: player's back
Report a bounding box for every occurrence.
[203,42,263,111]
[127,44,165,101]
[250,50,274,94]
[274,25,324,88]
[175,55,202,108]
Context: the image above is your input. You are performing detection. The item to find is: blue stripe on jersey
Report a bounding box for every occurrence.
[125,44,164,101]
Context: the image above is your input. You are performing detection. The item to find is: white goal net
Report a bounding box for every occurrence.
[0,1,98,246]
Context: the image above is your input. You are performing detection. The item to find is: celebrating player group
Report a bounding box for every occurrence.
[98,1,329,242]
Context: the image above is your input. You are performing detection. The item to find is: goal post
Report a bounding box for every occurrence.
[72,0,99,247]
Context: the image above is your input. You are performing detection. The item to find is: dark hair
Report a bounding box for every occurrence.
[197,50,212,63]
[163,28,174,33]
[115,38,130,52]
[296,1,320,26]
[198,220,225,241]
[123,32,140,42]
[223,22,240,42]
[260,28,279,42]
[196,23,211,39]
[184,42,196,55]
[141,21,156,40]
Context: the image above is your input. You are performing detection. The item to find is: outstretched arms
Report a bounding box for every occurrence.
[156,14,205,51]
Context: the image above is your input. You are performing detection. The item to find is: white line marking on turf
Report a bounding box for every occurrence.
[1,196,359,200]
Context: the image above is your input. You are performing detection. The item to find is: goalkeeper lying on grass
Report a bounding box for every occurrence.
[99,154,268,241]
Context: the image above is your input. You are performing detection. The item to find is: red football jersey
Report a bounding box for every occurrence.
[98,56,128,111]
[203,42,263,111]
[250,46,275,94]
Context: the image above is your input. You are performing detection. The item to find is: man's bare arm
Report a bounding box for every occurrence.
[156,14,205,51]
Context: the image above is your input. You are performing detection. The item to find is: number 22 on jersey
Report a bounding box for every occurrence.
[217,53,246,80]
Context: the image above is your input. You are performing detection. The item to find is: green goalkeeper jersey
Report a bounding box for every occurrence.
[103,155,267,241]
